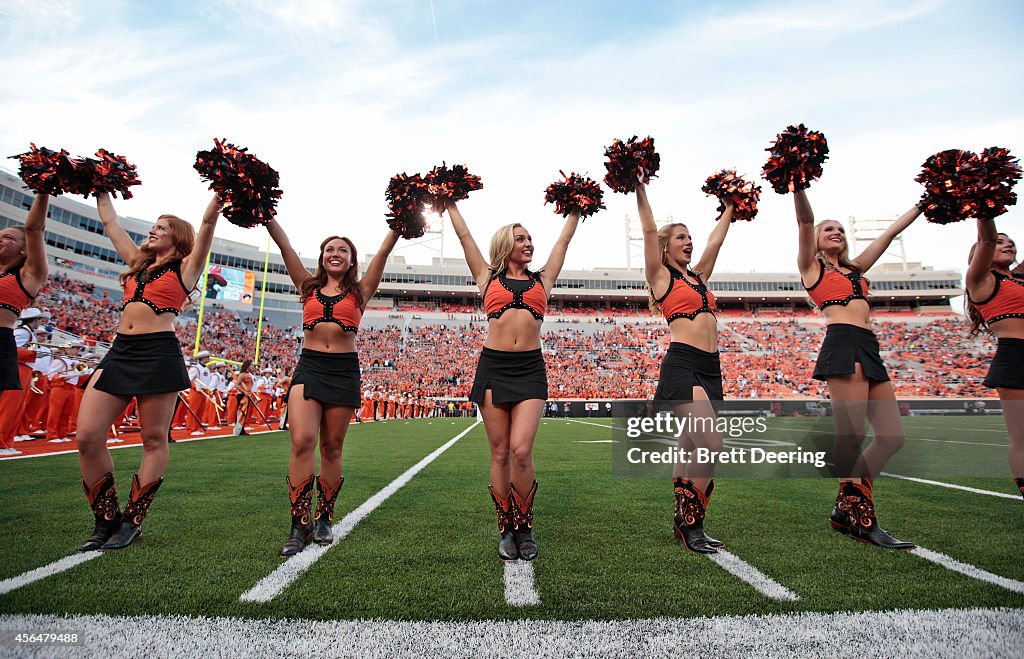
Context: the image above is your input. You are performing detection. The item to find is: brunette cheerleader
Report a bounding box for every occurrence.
[965,222,1024,500]
[266,219,399,556]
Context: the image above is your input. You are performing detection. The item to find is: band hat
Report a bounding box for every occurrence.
[19,308,42,320]
[196,350,211,358]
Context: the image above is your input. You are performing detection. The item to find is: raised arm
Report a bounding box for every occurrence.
[850,205,922,272]
[538,211,580,290]
[692,199,734,280]
[96,192,141,265]
[181,194,222,287]
[20,193,49,295]
[965,218,999,298]
[637,183,669,294]
[446,201,490,286]
[794,190,818,281]
[358,230,400,305]
[265,218,312,290]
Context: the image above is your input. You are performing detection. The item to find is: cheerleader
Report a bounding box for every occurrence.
[795,189,918,548]
[965,223,1024,500]
[446,200,580,561]
[266,219,399,556]
[0,193,49,456]
[75,192,221,551]
[636,183,735,553]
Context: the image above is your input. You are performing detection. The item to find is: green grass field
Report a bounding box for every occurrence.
[0,417,1021,622]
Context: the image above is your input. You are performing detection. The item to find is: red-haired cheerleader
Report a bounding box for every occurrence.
[76,192,221,551]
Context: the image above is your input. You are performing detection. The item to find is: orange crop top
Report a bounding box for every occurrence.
[302,288,362,332]
[0,268,34,316]
[122,260,190,315]
[656,265,716,323]
[805,261,870,309]
[971,271,1024,325]
[484,271,546,320]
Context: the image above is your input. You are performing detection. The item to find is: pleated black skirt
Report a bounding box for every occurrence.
[812,323,889,383]
[469,347,547,404]
[654,342,724,402]
[983,337,1024,389]
[289,349,361,407]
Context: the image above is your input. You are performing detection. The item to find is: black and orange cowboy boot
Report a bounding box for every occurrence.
[673,477,718,554]
[489,485,519,561]
[281,475,315,557]
[313,476,344,545]
[836,479,914,550]
[101,474,163,550]
[79,472,122,552]
[510,481,538,561]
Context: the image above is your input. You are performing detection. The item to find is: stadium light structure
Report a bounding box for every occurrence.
[848,215,907,271]
[391,213,447,266]
[624,213,673,269]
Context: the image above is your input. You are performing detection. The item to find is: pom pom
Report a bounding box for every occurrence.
[68,149,142,200]
[194,139,282,228]
[603,136,660,193]
[761,124,829,194]
[424,163,483,215]
[701,169,761,221]
[544,171,605,219]
[915,149,981,224]
[8,144,76,195]
[385,172,429,239]
[974,147,1021,221]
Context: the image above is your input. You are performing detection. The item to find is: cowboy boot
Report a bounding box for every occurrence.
[673,477,717,554]
[510,481,538,561]
[313,476,344,546]
[488,485,519,561]
[280,475,315,557]
[101,474,163,550]
[1016,477,1024,501]
[701,480,724,548]
[829,480,853,534]
[79,472,121,552]
[836,480,914,550]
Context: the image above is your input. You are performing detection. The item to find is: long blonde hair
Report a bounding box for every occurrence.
[648,223,688,313]
[488,223,528,276]
[814,219,858,271]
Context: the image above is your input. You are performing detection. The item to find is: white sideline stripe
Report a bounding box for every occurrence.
[911,547,1024,593]
[240,421,481,603]
[706,550,800,602]
[504,561,541,607]
[0,427,283,461]
[880,471,1020,500]
[0,552,102,596]
[3,608,1021,656]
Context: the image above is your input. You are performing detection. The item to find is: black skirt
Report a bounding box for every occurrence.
[654,342,724,402]
[289,349,361,407]
[812,323,889,382]
[984,338,1024,389]
[93,332,189,396]
[469,347,547,404]
[0,327,20,391]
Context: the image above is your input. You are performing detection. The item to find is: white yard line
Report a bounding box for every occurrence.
[706,550,800,602]
[911,547,1024,593]
[0,428,282,461]
[240,421,480,603]
[0,553,102,597]
[880,472,1021,500]
[504,561,541,607]
[1,608,1020,656]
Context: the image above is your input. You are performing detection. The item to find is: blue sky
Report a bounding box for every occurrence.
[1,0,1022,276]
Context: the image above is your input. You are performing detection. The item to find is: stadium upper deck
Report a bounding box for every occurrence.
[0,169,961,317]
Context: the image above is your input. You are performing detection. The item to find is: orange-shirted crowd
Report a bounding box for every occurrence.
[0,272,1002,455]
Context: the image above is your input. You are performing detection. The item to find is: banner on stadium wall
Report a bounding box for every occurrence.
[205,265,255,306]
